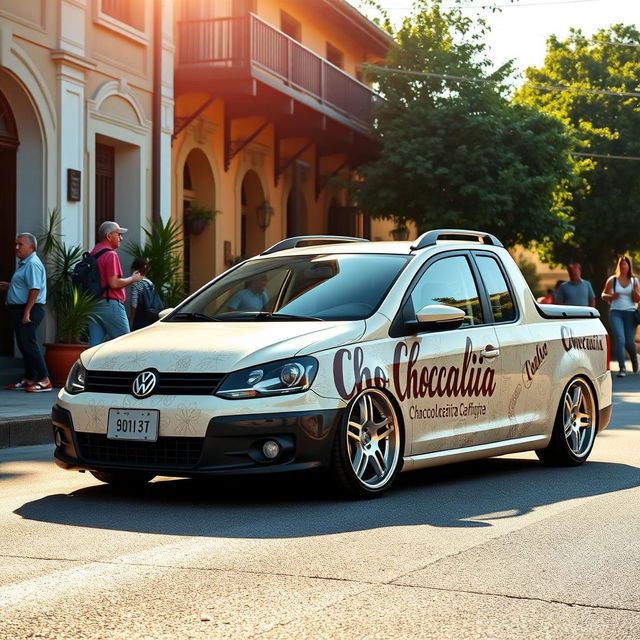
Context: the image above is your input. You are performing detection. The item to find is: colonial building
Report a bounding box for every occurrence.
[172,0,391,291]
[0,0,174,355]
[0,0,391,359]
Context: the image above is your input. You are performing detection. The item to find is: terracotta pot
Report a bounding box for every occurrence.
[45,343,88,387]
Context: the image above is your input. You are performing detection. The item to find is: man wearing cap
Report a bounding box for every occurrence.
[88,221,143,347]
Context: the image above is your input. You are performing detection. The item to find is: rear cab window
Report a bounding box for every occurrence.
[474,254,517,323]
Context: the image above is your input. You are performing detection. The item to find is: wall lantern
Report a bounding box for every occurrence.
[256,200,274,230]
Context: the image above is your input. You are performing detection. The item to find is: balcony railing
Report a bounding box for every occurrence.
[177,14,376,129]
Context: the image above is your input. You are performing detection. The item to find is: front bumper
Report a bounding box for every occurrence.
[52,404,343,477]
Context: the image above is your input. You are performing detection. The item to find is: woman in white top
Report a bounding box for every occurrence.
[601,255,640,377]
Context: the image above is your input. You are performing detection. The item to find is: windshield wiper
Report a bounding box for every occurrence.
[260,313,324,322]
[170,312,219,322]
[216,312,324,322]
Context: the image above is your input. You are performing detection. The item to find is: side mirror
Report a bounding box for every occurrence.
[416,304,466,324]
[158,307,174,320]
[403,304,466,334]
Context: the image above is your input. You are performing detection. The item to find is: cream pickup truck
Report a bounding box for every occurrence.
[53,230,612,498]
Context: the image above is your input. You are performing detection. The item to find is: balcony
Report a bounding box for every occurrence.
[175,13,378,136]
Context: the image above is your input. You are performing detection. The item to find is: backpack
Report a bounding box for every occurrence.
[71,248,111,299]
[134,280,164,329]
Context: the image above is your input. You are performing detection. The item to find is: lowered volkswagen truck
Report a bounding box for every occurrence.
[53,230,612,498]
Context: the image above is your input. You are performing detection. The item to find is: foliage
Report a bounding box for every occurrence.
[184,204,216,224]
[56,287,102,344]
[513,24,640,295]
[356,0,575,249]
[39,209,100,344]
[126,218,186,308]
[183,204,217,236]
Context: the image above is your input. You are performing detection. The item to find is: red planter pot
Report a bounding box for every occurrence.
[44,343,87,388]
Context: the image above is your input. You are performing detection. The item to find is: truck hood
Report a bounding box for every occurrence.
[81,320,366,372]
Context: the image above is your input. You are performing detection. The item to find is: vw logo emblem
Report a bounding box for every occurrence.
[132,370,158,398]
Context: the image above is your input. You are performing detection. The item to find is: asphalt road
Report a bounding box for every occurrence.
[1,379,638,639]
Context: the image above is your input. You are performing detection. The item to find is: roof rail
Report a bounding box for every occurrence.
[261,235,369,256]
[410,229,503,251]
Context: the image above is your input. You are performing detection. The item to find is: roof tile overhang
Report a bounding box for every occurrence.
[315,0,393,57]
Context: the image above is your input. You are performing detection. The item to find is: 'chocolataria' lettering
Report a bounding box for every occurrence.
[561,327,604,353]
[333,337,496,402]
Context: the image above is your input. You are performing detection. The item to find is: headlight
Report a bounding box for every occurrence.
[216,357,318,399]
[65,359,87,394]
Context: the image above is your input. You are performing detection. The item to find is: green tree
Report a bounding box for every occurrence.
[514,24,640,294]
[357,0,574,249]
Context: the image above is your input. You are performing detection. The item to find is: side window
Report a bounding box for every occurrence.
[410,255,483,327]
[476,255,516,323]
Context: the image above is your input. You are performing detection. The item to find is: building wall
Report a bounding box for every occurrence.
[173,0,383,290]
[0,0,173,350]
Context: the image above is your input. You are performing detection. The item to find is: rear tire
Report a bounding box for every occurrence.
[330,388,403,498]
[90,469,155,486]
[536,377,597,466]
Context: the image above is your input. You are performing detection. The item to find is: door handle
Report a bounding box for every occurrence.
[481,345,500,359]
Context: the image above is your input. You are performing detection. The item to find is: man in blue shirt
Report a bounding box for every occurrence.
[227,275,269,312]
[0,233,52,392]
[554,263,596,307]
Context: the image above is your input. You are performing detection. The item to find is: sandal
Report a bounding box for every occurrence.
[7,379,31,390]
[25,381,53,393]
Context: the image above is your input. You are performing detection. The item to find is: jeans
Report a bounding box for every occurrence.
[9,304,49,381]
[88,298,130,347]
[609,309,638,372]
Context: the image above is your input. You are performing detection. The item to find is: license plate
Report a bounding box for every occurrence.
[107,409,159,442]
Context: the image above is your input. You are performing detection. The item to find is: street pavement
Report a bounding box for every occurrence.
[0,373,638,638]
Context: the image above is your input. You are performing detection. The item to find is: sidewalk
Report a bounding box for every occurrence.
[0,387,58,448]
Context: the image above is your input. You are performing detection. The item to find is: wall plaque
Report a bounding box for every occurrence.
[67,168,81,202]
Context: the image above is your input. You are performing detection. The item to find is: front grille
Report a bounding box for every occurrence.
[76,433,203,467]
[85,370,224,395]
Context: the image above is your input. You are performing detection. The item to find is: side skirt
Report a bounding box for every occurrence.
[402,435,549,472]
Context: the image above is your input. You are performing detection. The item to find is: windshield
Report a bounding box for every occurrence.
[168,254,411,322]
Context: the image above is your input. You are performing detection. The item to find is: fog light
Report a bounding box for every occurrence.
[262,440,280,460]
[54,428,63,447]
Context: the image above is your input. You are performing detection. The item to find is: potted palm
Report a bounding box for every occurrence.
[126,218,186,308]
[40,210,100,385]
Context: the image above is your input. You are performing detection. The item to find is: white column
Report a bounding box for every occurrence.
[160,0,175,222]
[53,0,93,248]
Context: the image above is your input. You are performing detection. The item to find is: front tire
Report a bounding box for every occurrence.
[90,469,155,486]
[331,388,403,498]
[536,377,597,466]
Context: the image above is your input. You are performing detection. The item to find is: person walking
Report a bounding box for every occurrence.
[128,258,163,330]
[601,255,640,377]
[0,233,52,392]
[554,263,596,307]
[87,221,142,347]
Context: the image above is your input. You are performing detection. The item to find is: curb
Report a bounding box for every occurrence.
[0,416,52,449]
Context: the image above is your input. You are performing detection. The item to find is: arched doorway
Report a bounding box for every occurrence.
[240,170,266,258]
[182,148,216,292]
[0,90,18,356]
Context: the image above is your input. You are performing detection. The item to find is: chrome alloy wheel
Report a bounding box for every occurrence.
[345,389,401,490]
[562,378,596,458]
